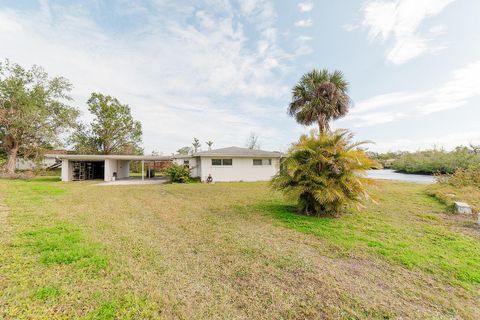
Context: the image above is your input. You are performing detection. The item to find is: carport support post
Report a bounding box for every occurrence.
[142,160,145,181]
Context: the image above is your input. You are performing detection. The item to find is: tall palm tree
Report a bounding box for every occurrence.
[288,69,351,134]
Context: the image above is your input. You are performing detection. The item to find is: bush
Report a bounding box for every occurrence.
[436,167,480,189]
[162,163,191,183]
[392,147,480,174]
[272,130,378,216]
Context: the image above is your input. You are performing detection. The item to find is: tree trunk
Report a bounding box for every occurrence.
[318,114,329,134]
[4,134,19,174]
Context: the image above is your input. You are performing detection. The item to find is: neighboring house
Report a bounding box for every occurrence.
[173,146,283,182]
[15,150,65,170]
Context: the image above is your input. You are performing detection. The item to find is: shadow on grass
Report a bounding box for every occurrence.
[255,201,337,231]
[31,176,62,183]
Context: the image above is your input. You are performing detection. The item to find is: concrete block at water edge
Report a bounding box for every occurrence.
[454,202,472,214]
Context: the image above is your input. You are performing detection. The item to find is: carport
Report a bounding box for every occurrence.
[50,154,172,182]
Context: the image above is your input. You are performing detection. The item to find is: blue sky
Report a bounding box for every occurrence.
[1,0,479,154]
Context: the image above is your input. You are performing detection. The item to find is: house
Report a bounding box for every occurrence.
[53,146,283,183]
[15,150,66,170]
[52,154,172,182]
[173,146,283,182]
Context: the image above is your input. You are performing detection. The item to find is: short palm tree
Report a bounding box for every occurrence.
[206,140,214,150]
[272,129,377,216]
[288,69,351,134]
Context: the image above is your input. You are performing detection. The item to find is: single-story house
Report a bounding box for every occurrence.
[53,146,283,183]
[173,146,283,182]
[51,154,172,182]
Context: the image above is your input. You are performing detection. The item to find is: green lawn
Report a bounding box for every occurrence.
[0,178,479,319]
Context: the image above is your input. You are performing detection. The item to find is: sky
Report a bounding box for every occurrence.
[1,0,479,154]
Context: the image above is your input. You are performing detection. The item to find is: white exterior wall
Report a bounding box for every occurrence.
[16,156,58,170]
[61,159,73,182]
[199,157,280,182]
[104,159,117,181]
[117,160,130,179]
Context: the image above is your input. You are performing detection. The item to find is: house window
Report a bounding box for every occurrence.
[183,160,190,167]
[253,159,272,166]
[211,159,232,166]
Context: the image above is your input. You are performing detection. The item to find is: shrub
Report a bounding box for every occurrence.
[163,163,191,183]
[272,129,378,216]
[392,147,480,174]
[436,167,480,188]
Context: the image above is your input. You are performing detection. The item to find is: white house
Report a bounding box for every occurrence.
[173,146,283,182]
[15,150,65,170]
[52,154,171,182]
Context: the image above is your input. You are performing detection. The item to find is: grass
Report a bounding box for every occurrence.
[258,183,480,286]
[0,177,479,319]
[427,183,480,212]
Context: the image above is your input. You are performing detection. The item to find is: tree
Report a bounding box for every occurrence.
[71,93,142,154]
[177,146,191,155]
[0,59,79,173]
[192,137,201,154]
[288,69,351,134]
[245,132,260,150]
[206,140,214,150]
[271,129,377,216]
[469,143,480,155]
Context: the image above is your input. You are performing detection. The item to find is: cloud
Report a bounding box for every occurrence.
[345,60,480,125]
[294,35,313,55]
[343,24,359,32]
[294,18,313,27]
[0,1,292,153]
[370,130,480,152]
[298,1,314,13]
[360,0,455,64]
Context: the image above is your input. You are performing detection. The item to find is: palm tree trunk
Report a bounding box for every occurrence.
[317,115,329,134]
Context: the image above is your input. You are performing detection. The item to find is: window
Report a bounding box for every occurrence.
[211,159,232,166]
[253,159,272,166]
[183,160,190,165]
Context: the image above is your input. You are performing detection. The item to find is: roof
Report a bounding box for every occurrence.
[44,150,67,155]
[191,146,283,158]
[47,154,172,161]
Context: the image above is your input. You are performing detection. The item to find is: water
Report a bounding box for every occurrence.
[366,169,435,184]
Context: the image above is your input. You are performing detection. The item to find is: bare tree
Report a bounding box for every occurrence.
[245,132,261,150]
[469,143,480,154]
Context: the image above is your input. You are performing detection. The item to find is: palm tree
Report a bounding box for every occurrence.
[206,140,214,150]
[271,129,378,216]
[192,137,201,154]
[288,69,351,134]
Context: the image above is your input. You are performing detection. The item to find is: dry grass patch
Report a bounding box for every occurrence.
[0,178,479,319]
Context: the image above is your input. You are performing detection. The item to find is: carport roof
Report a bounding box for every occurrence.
[47,154,172,161]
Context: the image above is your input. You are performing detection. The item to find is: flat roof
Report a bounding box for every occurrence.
[47,154,172,161]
